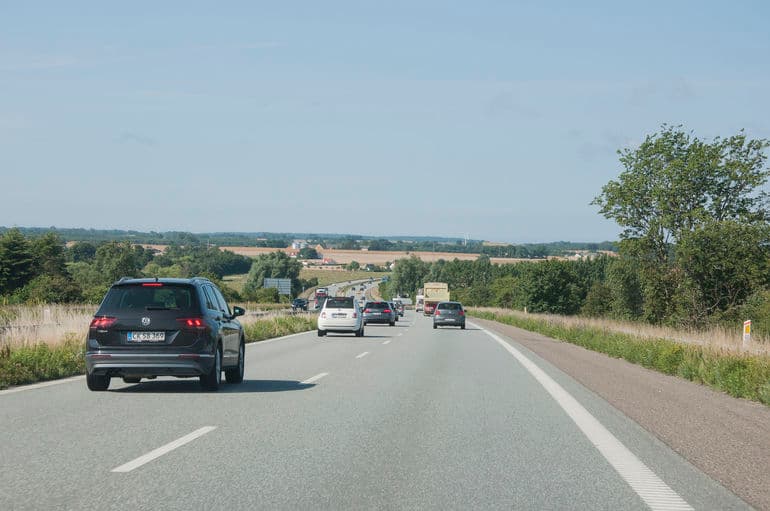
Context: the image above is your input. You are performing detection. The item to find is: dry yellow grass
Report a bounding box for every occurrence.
[475,307,770,356]
[0,305,94,349]
[0,303,301,350]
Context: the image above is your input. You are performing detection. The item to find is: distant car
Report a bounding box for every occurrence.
[85,277,246,391]
[393,300,405,316]
[362,301,396,326]
[433,302,465,330]
[317,296,364,337]
[433,301,466,329]
[292,298,308,311]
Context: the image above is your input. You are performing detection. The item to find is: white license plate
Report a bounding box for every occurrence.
[128,331,165,342]
[333,313,346,318]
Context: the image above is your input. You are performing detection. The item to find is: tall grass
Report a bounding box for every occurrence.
[471,309,770,406]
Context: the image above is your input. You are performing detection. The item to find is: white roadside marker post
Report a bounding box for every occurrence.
[743,320,751,348]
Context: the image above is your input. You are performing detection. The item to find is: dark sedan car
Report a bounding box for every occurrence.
[292,298,308,311]
[362,301,396,326]
[85,277,246,391]
[433,301,466,329]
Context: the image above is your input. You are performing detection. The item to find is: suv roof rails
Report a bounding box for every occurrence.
[117,276,134,283]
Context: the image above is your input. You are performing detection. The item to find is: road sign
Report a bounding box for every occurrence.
[264,278,292,295]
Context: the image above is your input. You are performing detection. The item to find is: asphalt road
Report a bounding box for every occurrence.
[0,311,750,510]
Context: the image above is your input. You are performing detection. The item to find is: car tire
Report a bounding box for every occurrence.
[389,321,395,326]
[461,324,466,330]
[433,324,437,329]
[122,377,141,384]
[200,344,222,391]
[225,340,245,384]
[317,329,326,337]
[86,372,110,391]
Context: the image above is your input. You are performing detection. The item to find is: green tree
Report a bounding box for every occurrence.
[675,220,770,320]
[390,255,429,297]
[593,126,770,323]
[243,251,302,298]
[298,247,320,259]
[347,260,360,271]
[31,232,68,276]
[0,228,35,294]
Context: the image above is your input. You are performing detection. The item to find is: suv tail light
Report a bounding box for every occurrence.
[90,316,116,329]
[176,317,207,330]
[459,310,465,316]
[384,309,392,313]
[364,308,371,313]
[435,309,441,316]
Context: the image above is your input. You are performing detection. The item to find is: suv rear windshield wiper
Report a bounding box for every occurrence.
[145,306,179,310]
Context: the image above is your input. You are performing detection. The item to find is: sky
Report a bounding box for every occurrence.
[1,1,769,243]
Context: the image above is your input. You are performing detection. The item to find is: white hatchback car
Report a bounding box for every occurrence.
[317,296,364,337]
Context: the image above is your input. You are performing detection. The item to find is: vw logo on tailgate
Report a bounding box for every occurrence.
[141,317,151,326]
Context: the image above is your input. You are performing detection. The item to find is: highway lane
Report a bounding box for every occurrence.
[0,312,749,510]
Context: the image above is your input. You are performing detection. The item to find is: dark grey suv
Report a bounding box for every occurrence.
[85,277,246,391]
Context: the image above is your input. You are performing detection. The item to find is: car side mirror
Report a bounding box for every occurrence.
[232,306,245,317]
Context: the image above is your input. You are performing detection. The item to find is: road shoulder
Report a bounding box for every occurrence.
[473,317,770,511]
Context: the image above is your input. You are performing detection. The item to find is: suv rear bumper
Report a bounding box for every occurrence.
[85,351,215,377]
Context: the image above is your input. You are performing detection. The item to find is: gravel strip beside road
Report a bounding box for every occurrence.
[473,317,770,511]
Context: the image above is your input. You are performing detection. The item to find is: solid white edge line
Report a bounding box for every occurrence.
[301,372,329,385]
[111,426,217,473]
[472,322,693,511]
[355,351,369,359]
[0,375,85,396]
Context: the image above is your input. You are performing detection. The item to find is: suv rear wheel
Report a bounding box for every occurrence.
[200,344,222,391]
[86,373,110,391]
[225,341,245,384]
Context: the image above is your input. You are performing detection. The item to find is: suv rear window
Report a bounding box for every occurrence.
[325,297,354,309]
[364,302,387,309]
[438,302,462,310]
[99,284,197,313]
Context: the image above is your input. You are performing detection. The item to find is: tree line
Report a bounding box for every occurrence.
[0,231,253,304]
[385,126,770,336]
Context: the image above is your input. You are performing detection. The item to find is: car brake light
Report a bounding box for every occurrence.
[90,316,117,329]
[459,310,465,316]
[142,282,163,287]
[176,317,206,329]
[364,309,370,313]
[352,312,358,318]
[435,310,441,315]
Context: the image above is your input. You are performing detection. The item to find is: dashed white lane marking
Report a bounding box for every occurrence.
[301,372,329,384]
[382,340,391,345]
[111,426,216,473]
[397,333,404,337]
[0,375,84,396]
[477,325,693,511]
[355,351,369,359]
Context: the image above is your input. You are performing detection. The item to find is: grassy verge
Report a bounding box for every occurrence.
[0,335,85,389]
[470,310,770,406]
[299,269,389,287]
[242,314,317,342]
